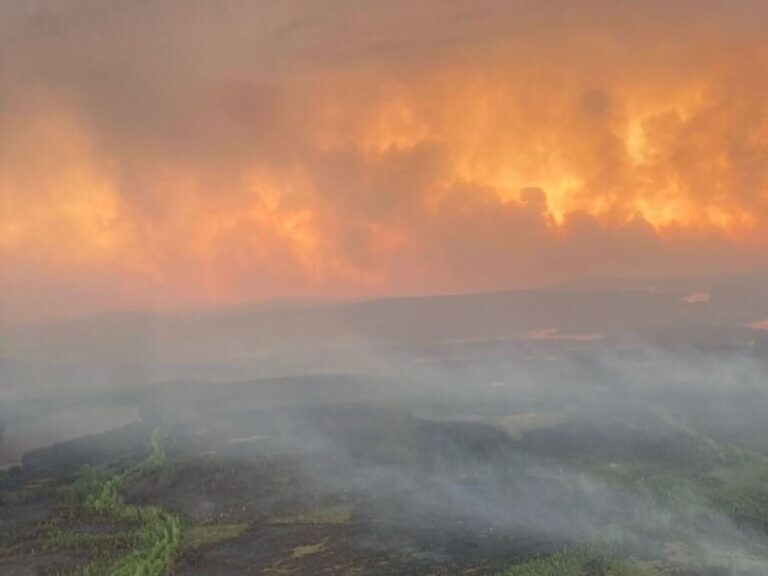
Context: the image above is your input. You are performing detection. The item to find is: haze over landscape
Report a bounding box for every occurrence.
[2,2,768,576]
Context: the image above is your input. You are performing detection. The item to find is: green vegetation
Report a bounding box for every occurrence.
[291,541,327,559]
[43,525,134,555]
[267,503,354,525]
[701,446,768,528]
[184,523,249,549]
[263,541,331,575]
[583,420,768,535]
[73,507,182,576]
[9,405,768,575]
[56,427,183,576]
[8,426,255,576]
[145,426,167,470]
[497,548,658,576]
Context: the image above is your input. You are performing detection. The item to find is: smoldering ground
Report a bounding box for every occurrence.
[160,352,768,575]
[3,280,768,574]
[5,342,768,575]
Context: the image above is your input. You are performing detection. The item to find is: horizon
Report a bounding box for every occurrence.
[3,3,768,576]
[2,1,768,324]
[5,267,768,328]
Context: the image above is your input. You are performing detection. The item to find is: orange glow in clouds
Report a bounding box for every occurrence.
[1,1,767,320]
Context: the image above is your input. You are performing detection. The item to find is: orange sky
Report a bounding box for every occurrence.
[1,1,767,322]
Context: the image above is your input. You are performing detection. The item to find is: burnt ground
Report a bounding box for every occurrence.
[126,404,570,575]
[0,401,569,575]
[0,424,150,575]
[3,385,768,575]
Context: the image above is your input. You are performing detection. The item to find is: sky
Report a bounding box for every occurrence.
[1,0,767,323]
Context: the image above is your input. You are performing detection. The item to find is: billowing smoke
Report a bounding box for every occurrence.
[2,1,768,321]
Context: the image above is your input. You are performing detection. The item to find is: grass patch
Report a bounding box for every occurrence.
[268,504,353,525]
[184,523,249,549]
[43,526,134,555]
[56,426,183,576]
[291,540,327,559]
[497,548,658,576]
[144,426,167,470]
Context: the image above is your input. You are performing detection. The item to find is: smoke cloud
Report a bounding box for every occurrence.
[2,1,768,322]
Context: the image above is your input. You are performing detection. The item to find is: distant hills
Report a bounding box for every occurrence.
[1,272,767,395]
